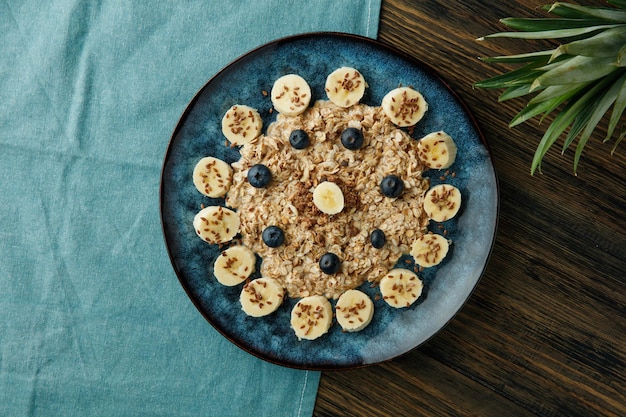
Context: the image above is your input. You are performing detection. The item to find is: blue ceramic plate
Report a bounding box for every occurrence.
[160,33,498,370]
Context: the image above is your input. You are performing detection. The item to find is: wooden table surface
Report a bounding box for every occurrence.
[314,1,626,416]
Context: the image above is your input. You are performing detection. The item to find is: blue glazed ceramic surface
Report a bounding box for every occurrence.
[160,33,498,370]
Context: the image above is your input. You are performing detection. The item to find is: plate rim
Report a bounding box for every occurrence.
[159,31,500,370]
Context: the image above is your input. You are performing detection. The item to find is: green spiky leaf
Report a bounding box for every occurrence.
[544,2,626,21]
[608,0,626,10]
[606,72,626,141]
[551,26,626,59]
[500,17,616,31]
[531,56,617,90]
[475,1,626,174]
[528,82,589,105]
[473,61,549,89]
[478,50,555,64]
[498,85,534,101]
[480,24,620,40]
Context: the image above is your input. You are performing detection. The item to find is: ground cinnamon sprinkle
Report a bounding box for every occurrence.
[226,100,430,299]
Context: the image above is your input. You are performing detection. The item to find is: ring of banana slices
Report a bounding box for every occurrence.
[190,67,463,340]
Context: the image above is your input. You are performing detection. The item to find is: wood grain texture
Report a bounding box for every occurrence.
[314,1,626,416]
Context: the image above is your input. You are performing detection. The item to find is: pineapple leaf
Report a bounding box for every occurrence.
[545,3,626,22]
[573,74,623,172]
[551,26,626,60]
[499,85,535,101]
[531,56,617,90]
[573,130,592,174]
[531,106,577,174]
[478,50,555,64]
[481,24,620,40]
[474,61,548,89]
[563,109,591,154]
[608,0,626,10]
[509,95,566,127]
[612,130,625,154]
[535,55,576,71]
[617,44,626,65]
[500,17,614,31]
[531,78,611,174]
[528,82,589,105]
[605,72,626,142]
[476,2,626,174]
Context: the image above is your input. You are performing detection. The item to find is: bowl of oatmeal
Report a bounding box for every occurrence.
[160,32,498,370]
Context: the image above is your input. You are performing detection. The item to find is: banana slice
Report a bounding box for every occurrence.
[213,245,256,286]
[417,131,457,170]
[193,206,240,244]
[271,74,312,116]
[221,105,263,146]
[325,67,366,108]
[192,156,233,198]
[381,87,428,127]
[379,268,423,308]
[312,181,344,215]
[410,233,450,268]
[335,289,374,332]
[423,184,462,222]
[290,295,333,340]
[240,278,284,317]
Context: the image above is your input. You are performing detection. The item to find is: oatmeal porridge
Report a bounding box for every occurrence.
[192,67,461,339]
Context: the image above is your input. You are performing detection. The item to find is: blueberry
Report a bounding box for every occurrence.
[262,226,284,247]
[319,252,341,274]
[289,129,309,149]
[380,175,404,198]
[248,164,271,188]
[340,127,364,150]
[370,229,386,249]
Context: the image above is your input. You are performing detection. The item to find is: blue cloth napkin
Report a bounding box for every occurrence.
[0,1,380,416]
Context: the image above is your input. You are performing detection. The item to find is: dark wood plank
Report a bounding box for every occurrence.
[314,1,626,416]
[315,350,537,417]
